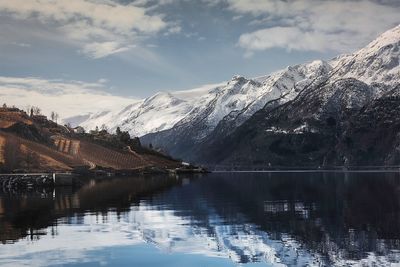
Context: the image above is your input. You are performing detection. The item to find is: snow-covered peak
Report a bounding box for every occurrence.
[230,75,246,82]
[360,24,400,56]
[331,24,400,85]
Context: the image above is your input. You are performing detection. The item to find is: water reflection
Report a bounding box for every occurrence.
[0,172,400,266]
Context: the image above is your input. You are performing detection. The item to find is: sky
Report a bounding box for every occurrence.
[0,0,399,118]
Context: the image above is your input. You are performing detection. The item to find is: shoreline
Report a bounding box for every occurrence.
[0,166,209,189]
[212,169,400,173]
[2,166,400,177]
[207,165,400,172]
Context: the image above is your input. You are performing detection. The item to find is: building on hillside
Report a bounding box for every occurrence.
[73,126,85,134]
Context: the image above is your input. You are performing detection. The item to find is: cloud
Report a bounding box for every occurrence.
[221,0,400,54]
[0,76,138,118]
[0,0,171,58]
[81,41,135,59]
[11,42,31,48]
[238,27,348,53]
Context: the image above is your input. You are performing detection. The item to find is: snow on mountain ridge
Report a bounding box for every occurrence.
[360,24,400,56]
[76,83,224,136]
[75,60,336,137]
[331,24,400,85]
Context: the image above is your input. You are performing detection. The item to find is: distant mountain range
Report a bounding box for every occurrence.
[75,25,400,168]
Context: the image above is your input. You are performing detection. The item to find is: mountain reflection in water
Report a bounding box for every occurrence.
[0,172,400,266]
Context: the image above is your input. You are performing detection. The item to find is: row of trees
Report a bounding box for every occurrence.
[25,105,60,123]
[3,103,60,126]
[2,104,60,124]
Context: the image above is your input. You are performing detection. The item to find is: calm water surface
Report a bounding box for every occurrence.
[1,172,400,266]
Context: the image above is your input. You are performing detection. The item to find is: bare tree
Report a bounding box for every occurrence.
[51,111,56,121]
[31,106,41,116]
[54,112,59,124]
[50,111,59,123]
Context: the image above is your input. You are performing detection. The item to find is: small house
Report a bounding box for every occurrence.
[73,126,85,134]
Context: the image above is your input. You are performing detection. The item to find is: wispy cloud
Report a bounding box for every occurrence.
[0,0,172,58]
[0,76,138,118]
[216,0,400,55]
[11,41,31,48]
[81,42,135,59]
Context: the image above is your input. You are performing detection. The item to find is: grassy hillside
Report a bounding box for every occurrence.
[0,107,180,173]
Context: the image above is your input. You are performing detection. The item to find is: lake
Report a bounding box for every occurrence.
[1,171,400,266]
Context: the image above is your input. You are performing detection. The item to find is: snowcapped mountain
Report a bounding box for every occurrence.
[185,25,400,166]
[78,24,400,166]
[76,59,332,138]
[139,60,335,160]
[140,24,400,165]
[331,24,400,85]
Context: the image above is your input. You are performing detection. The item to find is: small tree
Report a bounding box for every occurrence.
[120,131,131,143]
[116,127,122,136]
[101,124,108,132]
[2,103,7,108]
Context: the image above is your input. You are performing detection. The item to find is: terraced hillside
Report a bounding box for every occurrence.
[0,107,181,173]
[52,136,151,170]
[0,132,79,172]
